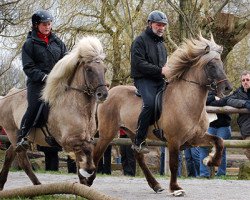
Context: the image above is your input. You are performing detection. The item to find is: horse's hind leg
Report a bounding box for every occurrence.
[87,130,117,186]
[17,151,41,185]
[134,152,164,193]
[195,132,224,167]
[0,145,16,190]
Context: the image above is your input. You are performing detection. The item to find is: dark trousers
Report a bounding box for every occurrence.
[97,145,112,174]
[37,146,59,171]
[67,156,77,173]
[134,78,164,144]
[20,82,44,137]
[120,135,136,176]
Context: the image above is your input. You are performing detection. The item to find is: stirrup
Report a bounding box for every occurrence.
[131,141,150,154]
[15,138,30,152]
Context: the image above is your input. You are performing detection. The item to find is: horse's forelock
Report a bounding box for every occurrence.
[77,36,105,64]
[168,34,222,81]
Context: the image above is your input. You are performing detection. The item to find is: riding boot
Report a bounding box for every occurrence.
[15,129,30,152]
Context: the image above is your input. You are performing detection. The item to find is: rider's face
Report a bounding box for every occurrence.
[150,22,166,37]
[38,21,52,35]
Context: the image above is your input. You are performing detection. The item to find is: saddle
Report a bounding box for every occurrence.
[136,81,168,141]
[31,102,61,148]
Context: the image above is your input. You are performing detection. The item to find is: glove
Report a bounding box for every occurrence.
[244,100,250,110]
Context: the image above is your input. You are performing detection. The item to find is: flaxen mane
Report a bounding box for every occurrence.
[42,36,105,106]
[167,34,223,81]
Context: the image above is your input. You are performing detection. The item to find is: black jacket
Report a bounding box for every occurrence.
[206,91,231,128]
[130,27,167,80]
[22,30,67,84]
[226,86,250,138]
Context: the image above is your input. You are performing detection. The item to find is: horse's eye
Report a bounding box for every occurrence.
[86,68,92,73]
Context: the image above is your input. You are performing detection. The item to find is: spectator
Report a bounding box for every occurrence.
[177,148,200,177]
[226,70,250,160]
[120,129,136,176]
[199,91,231,178]
[37,145,61,171]
[97,145,112,175]
[0,126,10,150]
[160,147,199,177]
[184,148,200,177]
[67,155,77,173]
[130,10,169,154]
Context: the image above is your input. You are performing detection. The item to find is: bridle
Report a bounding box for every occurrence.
[181,78,227,91]
[181,64,228,91]
[65,60,106,96]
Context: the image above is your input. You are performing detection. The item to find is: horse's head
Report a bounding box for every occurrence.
[81,58,108,103]
[42,36,108,106]
[203,48,232,97]
[167,34,232,98]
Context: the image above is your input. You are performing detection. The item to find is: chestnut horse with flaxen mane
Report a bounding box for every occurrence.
[0,36,108,190]
[88,35,232,196]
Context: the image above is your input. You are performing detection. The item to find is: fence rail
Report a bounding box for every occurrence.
[1,135,250,148]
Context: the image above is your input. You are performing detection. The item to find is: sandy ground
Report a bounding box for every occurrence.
[2,172,250,200]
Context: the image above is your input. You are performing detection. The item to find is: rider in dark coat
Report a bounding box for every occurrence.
[16,10,67,152]
[130,10,169,153]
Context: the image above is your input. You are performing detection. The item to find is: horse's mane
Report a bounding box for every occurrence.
[167,34,223,81]
[42,36,105,106]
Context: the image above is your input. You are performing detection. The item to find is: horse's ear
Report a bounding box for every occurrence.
[204,45,210,54]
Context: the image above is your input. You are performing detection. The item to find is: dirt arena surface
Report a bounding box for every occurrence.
[2,172,250,200]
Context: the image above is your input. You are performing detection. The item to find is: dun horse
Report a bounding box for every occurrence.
[89,35,232,196]
[0,36,108,190]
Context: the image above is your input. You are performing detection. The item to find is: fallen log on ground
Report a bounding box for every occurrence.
[0,182,119,200]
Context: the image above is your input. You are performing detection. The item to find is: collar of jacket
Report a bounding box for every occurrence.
[27,30,56,44]
[145,26,164,43]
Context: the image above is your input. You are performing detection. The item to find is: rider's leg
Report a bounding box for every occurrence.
[16,83,43,152]
[132,78,164,154]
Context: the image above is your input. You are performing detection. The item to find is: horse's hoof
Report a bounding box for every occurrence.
[170,189,185,197]
[153,185,164,193]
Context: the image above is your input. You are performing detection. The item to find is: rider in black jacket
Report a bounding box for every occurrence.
[16,10,67,152]
[131,10,169,154]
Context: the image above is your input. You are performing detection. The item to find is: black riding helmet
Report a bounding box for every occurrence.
[32,10,53,26]
[147,10,168,24]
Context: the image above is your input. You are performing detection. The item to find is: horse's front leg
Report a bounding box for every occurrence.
[168,145,185,196]
[134,151,164,193]
[73,141,96,186]
[17,150,41,185]
[0,145,16,190]
[197,132,224,167]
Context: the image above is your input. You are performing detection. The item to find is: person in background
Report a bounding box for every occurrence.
[130,10,169,154]
[0,126,10,150]
[120,129,136,176]
[175,148,200,177]
[97,145,112,175]
[15,9,67,152]
[37,145,60,171]
[226,70,250,160]
[199,91,231,178]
